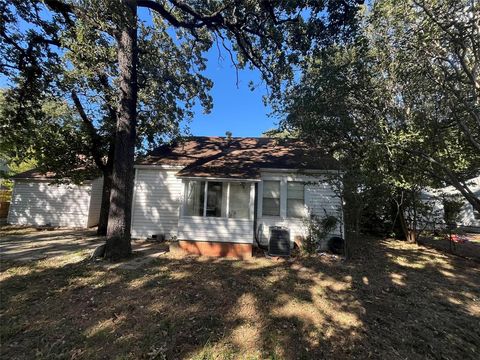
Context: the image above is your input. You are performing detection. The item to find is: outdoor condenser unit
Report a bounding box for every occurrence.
[268,226,291,256]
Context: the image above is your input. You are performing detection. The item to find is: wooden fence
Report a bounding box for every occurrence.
[0,190,11,219]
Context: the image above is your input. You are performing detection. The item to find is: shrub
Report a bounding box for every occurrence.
[303,214,338,254]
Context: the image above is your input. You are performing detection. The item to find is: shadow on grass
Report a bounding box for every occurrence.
[0,228,103,262]
[1,236,479,359]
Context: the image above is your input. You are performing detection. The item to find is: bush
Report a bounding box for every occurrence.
[303,214,338,254]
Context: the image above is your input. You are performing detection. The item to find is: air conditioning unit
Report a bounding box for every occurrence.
[268,226,290,256]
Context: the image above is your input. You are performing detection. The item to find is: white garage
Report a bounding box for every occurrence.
[7,171,103,228]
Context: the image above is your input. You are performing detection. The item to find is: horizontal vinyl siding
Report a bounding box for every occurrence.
[257,173,343,249]
[131,169,183,239]
[7,181,91,227]
[178,217,254,244]
[87,177,103,227]
[256,217,307,244]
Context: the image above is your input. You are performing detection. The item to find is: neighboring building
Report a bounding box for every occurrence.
[420,176,480,232]
[7,169,103,228]
[7,137,344,258]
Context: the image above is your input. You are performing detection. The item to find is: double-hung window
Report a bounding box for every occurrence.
[184,180,250,219]
[262,180,281,216]
[287,181,305,218]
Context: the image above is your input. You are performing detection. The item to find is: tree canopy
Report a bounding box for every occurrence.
[278,0,480,240]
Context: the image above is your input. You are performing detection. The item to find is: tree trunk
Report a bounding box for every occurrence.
[97,143,115,236]
[398,207,415,243]
[97,169,112,236]
[105,0,137,260]
[446,175,480,213]
[412,190,418,244]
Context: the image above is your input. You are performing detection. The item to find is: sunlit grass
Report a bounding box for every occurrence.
[1,236,479,359]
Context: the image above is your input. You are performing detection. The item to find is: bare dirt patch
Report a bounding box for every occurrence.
[1,235,479,359]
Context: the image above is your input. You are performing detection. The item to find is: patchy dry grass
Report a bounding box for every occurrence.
[0,225,38,238]
[1,236,479,359]
[419,232,480,262]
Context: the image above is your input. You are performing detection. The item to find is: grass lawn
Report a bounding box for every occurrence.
[1,235,479,359]
[418,232,480,262]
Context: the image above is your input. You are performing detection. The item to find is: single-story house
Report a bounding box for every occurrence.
[8,137,344,258]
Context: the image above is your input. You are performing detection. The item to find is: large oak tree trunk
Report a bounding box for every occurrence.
[105,0,137,259]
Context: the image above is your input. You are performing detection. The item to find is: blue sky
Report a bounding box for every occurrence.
[138,7,278,137]
[187,54,276,137]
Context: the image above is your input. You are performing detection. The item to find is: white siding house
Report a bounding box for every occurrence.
[129,137,344,257]
[8,178,103,228]
[129,168,343,250]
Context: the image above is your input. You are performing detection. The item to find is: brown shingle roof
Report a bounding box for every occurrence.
[11,162,98,181]
[14,137,338,180]
[137,136,339,179]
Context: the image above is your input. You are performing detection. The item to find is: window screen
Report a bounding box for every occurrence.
[262,180,280,216]
[229,182,250,219]
[184,181,205,216]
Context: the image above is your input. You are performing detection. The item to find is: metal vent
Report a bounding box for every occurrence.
[268,226,291,256]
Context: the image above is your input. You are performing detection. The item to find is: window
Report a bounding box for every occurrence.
[184,181,250,219]
[229,182,250,219]
[206,182,223,217]
[262,180,280,216]
[184,181,205,216]
[287,182,305,218]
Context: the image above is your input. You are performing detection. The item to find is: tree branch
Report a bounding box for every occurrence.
[70,90,106,171]
[137,0,208,29]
